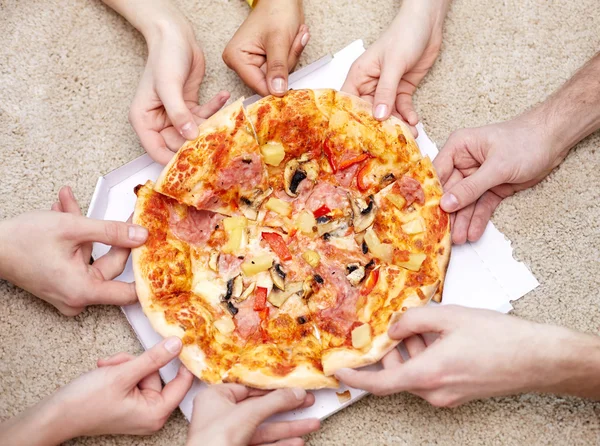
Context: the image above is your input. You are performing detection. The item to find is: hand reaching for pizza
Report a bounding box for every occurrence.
[186,384,320,446]
[341,0,451,134]
[222,0,309,97]
[0,337,193,443]
[335,305,593,407]
[129,19,230,164]
[0,186,147,316]
[433,118,570,244]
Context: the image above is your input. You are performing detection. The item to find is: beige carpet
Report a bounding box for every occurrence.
[1,0,600,444]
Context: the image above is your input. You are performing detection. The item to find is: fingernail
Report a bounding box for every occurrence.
[374,104,388,120]
[164,337,182,354]
[440,193,459,212]
[301,33,309,47]
[66,186,74,199]
[271,77,286,94]
[291,387,306,400]
[180,121,198,140]
[128,225,148,242]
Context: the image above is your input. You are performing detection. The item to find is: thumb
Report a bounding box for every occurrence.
[440,162,503,213]
[120,337,183,388]
[72,218,148,247]
[237,388,307,426]
[373,61,404,121]
[388,307,453,340]
[155,81,199,141]
[265,33,292,96]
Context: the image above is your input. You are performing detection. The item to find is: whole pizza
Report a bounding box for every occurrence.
[132,89,451,389]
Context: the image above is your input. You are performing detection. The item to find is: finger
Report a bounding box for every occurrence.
[155,80,199,142]
[92,246,132,280]
[341,61,361,96]
[128,109,175,165]
[97,352,135,368]
[265,31,293,96]
[51,202,63,212]
[404,335,427,358]
[57,186,82,216]
[236,388,308,427]
[451,203,475,245]
[443,168,464,191]
[120,337,183,388]
[191,91,230,119]
[388,307,454,340]
[467,191,503,242]
[382,347,403,367]
[160,365,194,411]
[139,371,163,393]
[286,24,309,72]
[160,127,187,153]
[441,161,504,213]
[223,48,270,97]
[335,366,417,396]
[263,438,305,446]
[373,62,404,121]
[71,218,148,247]
[395,92,418,127]
[87,279,138,306]
[251,418,319,445]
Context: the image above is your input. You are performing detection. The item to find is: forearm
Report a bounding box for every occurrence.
[101,0,191,44]
[398,0,452,29]
[520,52,600,160]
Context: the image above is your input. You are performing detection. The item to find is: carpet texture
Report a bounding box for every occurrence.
[1,0,600,444]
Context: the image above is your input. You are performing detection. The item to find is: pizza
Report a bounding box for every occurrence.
[132,89,451,389]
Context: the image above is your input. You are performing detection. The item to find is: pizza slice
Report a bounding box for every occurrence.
[154,98,271,220]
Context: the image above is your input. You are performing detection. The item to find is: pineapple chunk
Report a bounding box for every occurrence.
[295,210,316,234]
[214,317,235,334]
[302,250,320,267]
[260,142,286,166]
[265,197,292,217]
[385,193,406,210]
[223,216,248,254]
[351,323,372,349]
[364,228,393,263]
[398,253,427,271]
[241,254,274,276]
[223,216,247,231]
[401,217,426,234]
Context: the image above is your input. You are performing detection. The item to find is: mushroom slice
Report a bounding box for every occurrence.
[349,193,377,233]
[346,263,365,286]
[208,250,219,272]
[268,281,303,308]
[284,155,320,197]
[235,281,256,303]
[270,263,286,291]
[302,276,319,299]
[240,187,273,220]
[231,275,243,299]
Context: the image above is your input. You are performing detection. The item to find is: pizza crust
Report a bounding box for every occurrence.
[226,363,339,389]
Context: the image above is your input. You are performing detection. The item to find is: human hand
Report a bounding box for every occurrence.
[223,0,308,97]
[433,117,570,244]
[129,19,230,164]
[335,305,570,407]
[186,384,320,445]
[0,186,147,316]
[342,0,450,133]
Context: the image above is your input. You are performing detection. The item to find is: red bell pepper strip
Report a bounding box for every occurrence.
[356,159,372,192]
[323,140,338,173]
[361,268,380,295]
[339,153,370,170]
[313,204,331,218]
[261,232,292,261]
[254,286,268,311]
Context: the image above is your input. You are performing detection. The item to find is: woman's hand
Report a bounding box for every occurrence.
[186,384,320,445]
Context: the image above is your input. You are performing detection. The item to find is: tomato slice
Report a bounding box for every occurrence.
[323,140,338,173]
[261,232,292,261]
[313,205,331,218]
[254,286,268,311]
[361,268,380,295]
[357,159,372,192]
[339,153,370,170]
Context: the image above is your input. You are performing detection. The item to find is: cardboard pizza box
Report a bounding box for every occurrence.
[87,40,539,422]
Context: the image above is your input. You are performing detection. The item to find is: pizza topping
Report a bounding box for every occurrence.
[356,159,372,192]
[385,192,407,210]
[313,205,331,219]
[235,281,256,302]
[224,278,235,301]
[346,263,365,286]
[231,275,244,299]
[226,301,239,316]
[313,274,324,284]
[171,208,222,246]
[223,216,248,254]
[349,193,377,233]
[295,210,317,235]
[338,153,370,171]
[335,163,360,188]
[361,267,380,295]
[218,254,244,280]
[297,316,308,325]
[284,155,319,197]
[302,276,318,299]
[270,264,286,290]
[253,286,268,311]
[351,323,372,349]
[302,250,321,268]
[316,217,350,238]
[241,254,274,276]
[240,187,273,221]
[398,252,427,271]
[217,154,263,190]
[398,175,425,206]
[265,197,292,217]
[260,141,285,166]
[401,216,426,234]
[364,228,393,263]
[268,281,303,308]
[214,317,235,335]
[305,182,349,213]
[208,250,219,272]
[261,232,292,261]
[362,240,368,254]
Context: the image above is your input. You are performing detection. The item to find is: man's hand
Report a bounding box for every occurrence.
[0,337,194,444]
[342,0,450,133]
[0,186,147,316]
[223,0,308,97]
[336,306,600,407]
[433,118,569,244]
[187,384,320,445]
